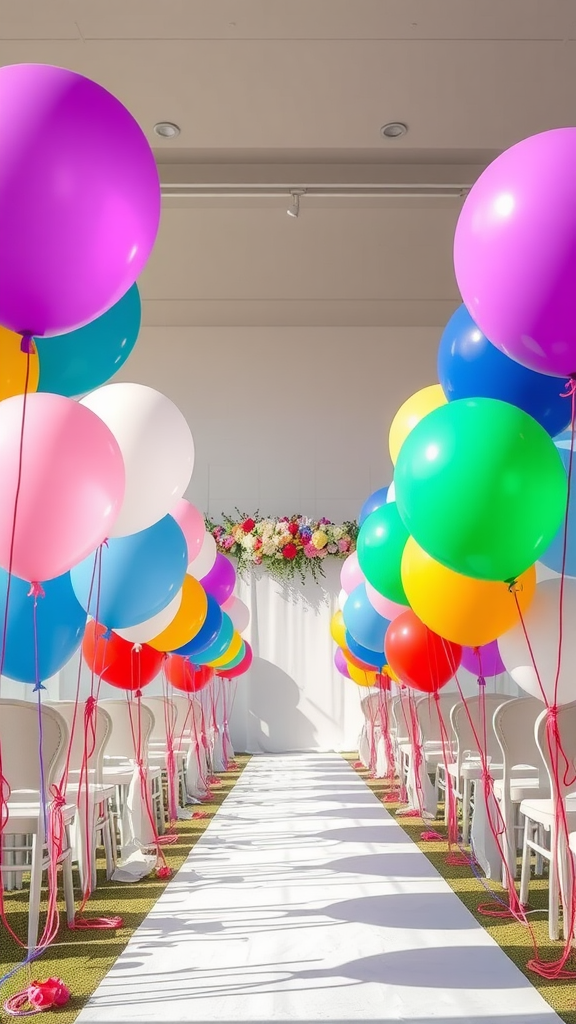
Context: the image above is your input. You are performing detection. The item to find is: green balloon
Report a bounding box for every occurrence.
[357,503,410,605]
[394,397,568,582]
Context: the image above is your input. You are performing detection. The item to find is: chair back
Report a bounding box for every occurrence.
[0,698,68,797]
[493,696,546,792]
[415,693,460,746]
[141,696,178,745]
[45,700,112,785]
[535,700,576,801]
[450,693,506,775]
[99,699,155,763]
[361,692,388,726]
[169,694,203,745]
[391,691,412,742]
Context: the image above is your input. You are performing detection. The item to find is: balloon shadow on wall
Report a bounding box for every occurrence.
[247,658,318,753]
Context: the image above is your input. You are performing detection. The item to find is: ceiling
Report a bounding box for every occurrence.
[1,0,575,327]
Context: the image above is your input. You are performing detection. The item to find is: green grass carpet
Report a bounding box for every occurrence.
[347,756,576,1024]
[0,756,250,1021]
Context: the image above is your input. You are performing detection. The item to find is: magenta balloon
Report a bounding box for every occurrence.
[170,499,205,563]
[334,648,351,678]
[201,553,236,606]
[0,64,160,337]
[460,640,505,678]
[340,552,364,595]
[454,128,576,379]
[0,393,125,582]
[365,580,405,620]
[218,642,253,679]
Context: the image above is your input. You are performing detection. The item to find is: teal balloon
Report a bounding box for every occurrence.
[35,284,141,398]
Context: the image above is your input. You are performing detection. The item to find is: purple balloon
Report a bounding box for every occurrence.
[334,648,351,679]
[454,128,576,379]
[461,640,505,678]
[201,553,236,606]
[0,64,160,337]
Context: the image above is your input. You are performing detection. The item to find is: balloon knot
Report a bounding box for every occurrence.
[32,681,46,693]
[19,331,35,355]
[134,689,143,699]
[506,577,520,593]
[27,582,45,599]
[132,643,143,653]
[477,675,487,687]
[562,376,576,396]
[85,695,97,714]
[102,627,112,641]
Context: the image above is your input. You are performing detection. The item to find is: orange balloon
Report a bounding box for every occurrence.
[401,537,536,647]
[149,574,208,652]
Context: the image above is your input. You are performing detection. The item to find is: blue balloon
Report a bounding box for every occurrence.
[345,631,388,671]
[71,516,187,630]
[359,487,389,526]
[343,583,390,652]
[193,613,234,665]
[540,437,575,575]
[35,284,141,398]
[0,570,86,684]
[438,304,571,437]
[172,594,223,657]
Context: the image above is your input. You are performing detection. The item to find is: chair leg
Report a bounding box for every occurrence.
[27,834,43,952]
[102,808,115,880]
[549,826,560,941]
[462,779,471,845]
[62,828,76,928]
[519,815,531,907]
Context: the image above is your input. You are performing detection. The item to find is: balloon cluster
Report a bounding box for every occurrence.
[0,64,254,693]
[333,128,575,703]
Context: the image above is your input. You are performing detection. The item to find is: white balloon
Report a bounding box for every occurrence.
[225,596,250,634]
[499,579,576,705]
[116,588,183,644]
[188,531,217,579]
[338,588,347,611]
[81,383,194,537]
[387,482,395,503]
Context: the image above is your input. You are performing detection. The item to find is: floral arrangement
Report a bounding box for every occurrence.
[206,512,358,583]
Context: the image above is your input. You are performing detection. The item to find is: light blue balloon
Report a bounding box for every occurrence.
[71,515,187,629]
[0,570,86,685]
[359,487,389,526]
[35,284,141,398]
[193,613,234,665]
[343,582,391,653]
[540,435,574,576]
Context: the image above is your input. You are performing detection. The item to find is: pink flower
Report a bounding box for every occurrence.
[223,536,235,550]
[327,543,338,554]
[304,543,318,558]
[316,546,328,558]
[253,554,263,565]
[338,538,351,553]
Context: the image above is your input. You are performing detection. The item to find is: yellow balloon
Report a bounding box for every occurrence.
[401,537,536,647]
[383,664,400,684]
[209,630,243,668]
[330,610,347,648]
[149,574,208,652]
[347,662,379,687]
[388,384,446,465]
[0,326,39,400]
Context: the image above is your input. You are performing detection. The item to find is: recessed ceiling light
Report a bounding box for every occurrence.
[380,122,408,139]
[153,122,181,139]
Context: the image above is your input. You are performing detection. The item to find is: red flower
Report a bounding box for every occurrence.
[254,537,263,550]
[288,521,299,536]
[282,543,297,560]
[242,518,256,533]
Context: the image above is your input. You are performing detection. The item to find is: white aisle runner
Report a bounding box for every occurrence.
[78,754,561,1023]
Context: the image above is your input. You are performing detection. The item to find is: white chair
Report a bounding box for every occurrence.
[99,699,165,850]
[46,700,116,890]
[492,696,548,885]
[520,702,576,940]
[441,693,507,844]
[359,692,391,778]
[0,699,76,950]
[142,696,188,816]
[169,693,210,799]
[391,691,414,792]
[414,693,459,812]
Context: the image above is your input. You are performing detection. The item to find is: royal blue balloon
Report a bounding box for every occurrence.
[71,515,187,630]
[540,436,575,576]
[345,630,388,671]
[0,570,86,684]
[359,487,389,527]
[438,304,571,437]
[172,594,223,657]
[343,583,391,653]
[193,613,234,665]
[35,284,141,398]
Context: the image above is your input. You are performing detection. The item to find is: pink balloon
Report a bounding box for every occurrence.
[0,393,125,582]
[0,64,160,337]
[454,128,576,379]
[170,499,205,563]
[224,596,250,634]
[340,552,364,594]
[365,580,405,620]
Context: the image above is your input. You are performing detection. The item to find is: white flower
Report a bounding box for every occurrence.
[331,526,344,541]
[262,539,277,556]
[242,534,256,551]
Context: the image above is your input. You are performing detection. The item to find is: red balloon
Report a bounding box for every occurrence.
[82,620,163,691]
[164,654,214,693]
[384,609,462,694]
[217,642,253,679]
